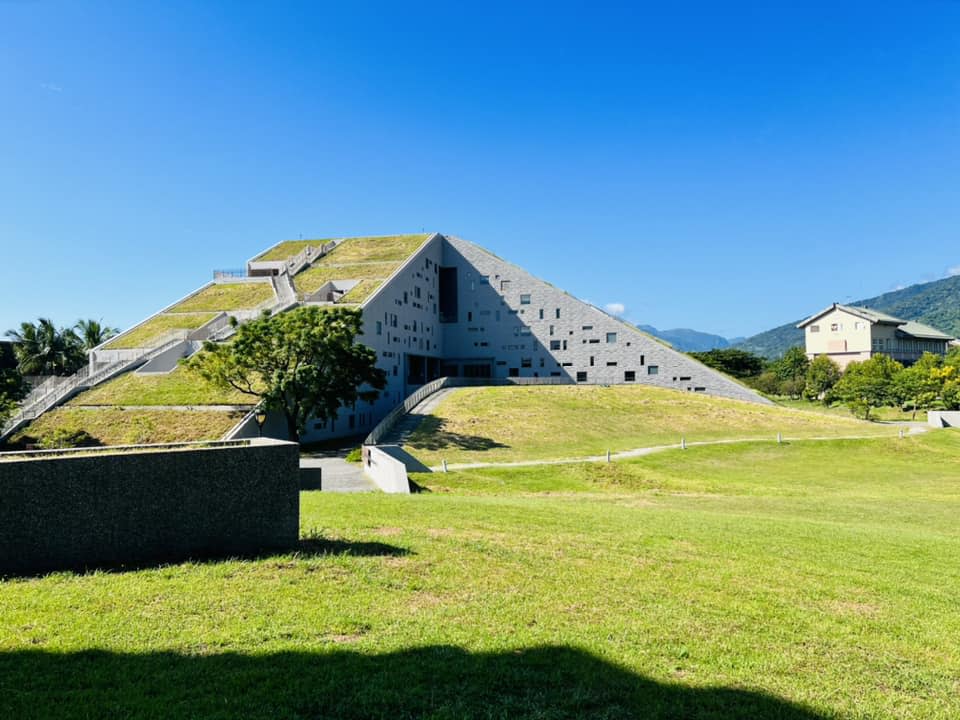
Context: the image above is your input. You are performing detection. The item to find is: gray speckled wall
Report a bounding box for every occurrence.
[0,439,299,576]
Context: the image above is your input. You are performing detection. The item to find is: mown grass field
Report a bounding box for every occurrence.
[104,312,217,349]
[8,407,243,447]
[166,282,275,313]
[71,365,252,406]
[403,385,901,466]
[1,432,958,718]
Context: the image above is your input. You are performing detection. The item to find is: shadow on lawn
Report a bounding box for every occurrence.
[405,416,510,454]
[0,645,831,720]
[1,538,410,580]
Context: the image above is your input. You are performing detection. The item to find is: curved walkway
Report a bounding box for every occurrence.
[426,424,930,472]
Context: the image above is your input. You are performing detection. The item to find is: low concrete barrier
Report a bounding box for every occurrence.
[363,445,410,494]
[928,411,960,428]
[0,438,300,575]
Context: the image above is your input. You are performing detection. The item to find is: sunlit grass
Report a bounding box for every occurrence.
[404,384,900,466]
[2,432,959,718]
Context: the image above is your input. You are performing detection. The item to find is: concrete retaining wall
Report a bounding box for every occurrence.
[363,445,410,494]
[0,438,300,575]
[928,411,960,428]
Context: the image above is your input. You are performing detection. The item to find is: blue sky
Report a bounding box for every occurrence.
[1,1,958,339]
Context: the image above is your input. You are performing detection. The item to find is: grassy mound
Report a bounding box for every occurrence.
[9,407,244,447]
[403,384,900,465]
[2,432,959,718]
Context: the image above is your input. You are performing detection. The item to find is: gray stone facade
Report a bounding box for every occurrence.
[297,233,768,443]
[0,439,300,575]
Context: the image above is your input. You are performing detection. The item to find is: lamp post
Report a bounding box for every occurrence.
[255,409,267,437]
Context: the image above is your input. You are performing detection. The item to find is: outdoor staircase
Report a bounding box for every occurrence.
[0,335,185,443]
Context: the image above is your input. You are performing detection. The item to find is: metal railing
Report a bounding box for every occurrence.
[213,268,247,280]
[363,375,574,446]
[1,333,187,440]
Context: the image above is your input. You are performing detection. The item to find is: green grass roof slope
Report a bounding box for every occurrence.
[70,365,253,406]
[254,239,330,261]
[168,283,275,313]
[294,234,430,301]
[9,407,243,447]
[104,313,217,350]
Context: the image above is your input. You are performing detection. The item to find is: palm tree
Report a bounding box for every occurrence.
[5,318,86,376]
[75,318,119,352]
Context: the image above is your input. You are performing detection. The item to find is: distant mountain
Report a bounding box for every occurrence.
[735,275,960,359]
[638,325,734,352]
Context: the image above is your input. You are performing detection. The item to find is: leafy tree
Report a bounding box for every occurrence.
[939,365,960,410]
[893,353,942,419]
[5,318,86,376]
[689,348,765,379]
[803,355,841,402]
[747,370,781,396]
[187,306,386,443]
[0,366,27,427]
[833,354,903,420]
[75,318,119,352]
[771,346,810,383]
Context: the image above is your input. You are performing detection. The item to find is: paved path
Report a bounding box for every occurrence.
[300,454,376,492]
[378,387,459,446]
[427,425,930,472]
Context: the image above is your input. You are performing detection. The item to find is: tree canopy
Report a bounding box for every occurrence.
[75,318,119,352]
[832,354,903,419]
[688,348,765,379]
[187,306,386,442]
[5,318,85,376]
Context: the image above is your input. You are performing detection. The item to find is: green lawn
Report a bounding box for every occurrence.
[167,283,275,313]
[104,313,217,350]
[69,365,253,406]
[403,384,901,466]
[8,407,244,447]
[2,432,959,718]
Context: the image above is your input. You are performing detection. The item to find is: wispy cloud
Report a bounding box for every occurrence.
[40,83,63,93]
[947,265,960,277]
[604,302,626,316]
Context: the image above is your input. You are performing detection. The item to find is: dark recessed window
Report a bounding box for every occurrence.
[624,371,636,382]
[576,371,588,383]
[520,294,531,305]
[648,365,659,375]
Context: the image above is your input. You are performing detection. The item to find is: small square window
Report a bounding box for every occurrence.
[576,371,588,382]
[550,340,561,350]
[624,371,636,382]
[606,332,617,343]
[810,324,820,333]
[521,358,532,368]
[648,365,659,375]
[520,294,531,305]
